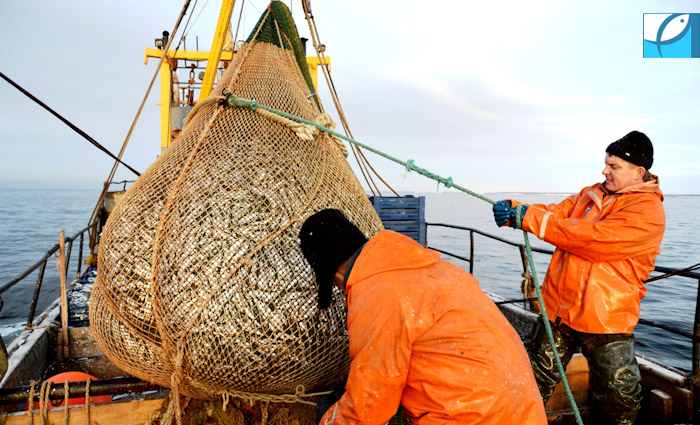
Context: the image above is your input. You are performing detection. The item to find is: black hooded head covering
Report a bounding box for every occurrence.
[299,209,368,309]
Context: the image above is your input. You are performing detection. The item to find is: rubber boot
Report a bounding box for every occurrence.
[528,320,577,403]
[588,339,642,425]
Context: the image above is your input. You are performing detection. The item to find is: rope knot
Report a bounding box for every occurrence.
[405,159,415,173]
[313,114,335,130]
[314,114,347,157]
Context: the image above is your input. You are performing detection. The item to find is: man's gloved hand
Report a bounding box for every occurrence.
[493,200,513,227]
[492,200,528,229]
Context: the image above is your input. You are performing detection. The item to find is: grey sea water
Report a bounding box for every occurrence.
[0,188,698,372]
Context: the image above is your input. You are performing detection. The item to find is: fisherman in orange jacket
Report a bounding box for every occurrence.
[492,131,666,425]
[299,209,547,425]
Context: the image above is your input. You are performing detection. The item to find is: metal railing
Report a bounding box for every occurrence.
[426,222,700,422]
[0,221,98,330]
[2,218,698,417]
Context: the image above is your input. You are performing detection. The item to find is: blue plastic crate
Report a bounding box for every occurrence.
[369,195,426,246]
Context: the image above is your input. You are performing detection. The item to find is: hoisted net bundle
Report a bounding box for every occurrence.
[90,1,383,401]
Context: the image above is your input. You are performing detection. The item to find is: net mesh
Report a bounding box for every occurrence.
[89,1,383,400]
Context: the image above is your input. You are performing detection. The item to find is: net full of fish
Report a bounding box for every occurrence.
[89,1,383,399]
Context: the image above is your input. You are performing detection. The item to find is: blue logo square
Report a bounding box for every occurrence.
[643,13,700,58]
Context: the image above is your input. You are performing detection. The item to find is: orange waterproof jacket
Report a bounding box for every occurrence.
[520,180,665,334]
[320,230,547,425]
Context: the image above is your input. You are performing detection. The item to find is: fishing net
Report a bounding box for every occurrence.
[89,0,382,404]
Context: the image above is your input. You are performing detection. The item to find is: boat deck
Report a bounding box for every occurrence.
[0,264,694,424]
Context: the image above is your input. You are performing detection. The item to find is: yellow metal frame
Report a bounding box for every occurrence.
[199,0,236,101]
[143,0,331,151]
[146,49,329,151]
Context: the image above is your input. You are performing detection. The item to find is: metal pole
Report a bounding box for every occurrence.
[26,260,47,329]
[424,223,429,248]
[693,277,700,424]
[76,232,84,279]
[64,238,73,277]
[469,231,474,274]
[0,377,164,405]
[518,246,528,274]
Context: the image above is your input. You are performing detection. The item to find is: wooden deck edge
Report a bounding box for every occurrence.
[2,397,166,425]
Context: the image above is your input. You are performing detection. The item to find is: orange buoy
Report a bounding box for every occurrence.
[31,371,111,409]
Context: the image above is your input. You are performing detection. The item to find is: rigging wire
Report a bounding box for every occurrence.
[0,71,141,177]
[357,147,382,196]
[87,0,194,235]
[301,0,399,197]
[176,0,202,52]
[232,0,247,49]
[180,0,219,50]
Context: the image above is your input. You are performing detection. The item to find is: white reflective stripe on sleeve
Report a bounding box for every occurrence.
[330,404,338,423]
[539,212,553,240]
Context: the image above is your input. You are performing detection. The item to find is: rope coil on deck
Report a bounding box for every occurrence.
[24,378,94,425]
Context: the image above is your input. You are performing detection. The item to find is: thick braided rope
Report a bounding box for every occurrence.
[85,378,91,425]
[188,94,348,157]
[27,380,36,425]
[184,96,220,127]
[315,114,348,157]
[39,380,51,424]
[217,94,583,425]
[62,380,70,425]
[521,231,583,424]
[25,380,96,425]
[220,385,332,407]
[220,95,486,201]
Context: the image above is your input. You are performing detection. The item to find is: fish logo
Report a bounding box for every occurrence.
[643,13,700,58]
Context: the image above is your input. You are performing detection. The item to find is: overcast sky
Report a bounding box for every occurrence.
[2,0,700,194]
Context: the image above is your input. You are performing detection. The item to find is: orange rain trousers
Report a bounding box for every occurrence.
[320,230,546,425]
[520,181,665,333]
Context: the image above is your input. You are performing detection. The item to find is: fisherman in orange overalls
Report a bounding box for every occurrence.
[299,209,547,425]
[492,131,666,424]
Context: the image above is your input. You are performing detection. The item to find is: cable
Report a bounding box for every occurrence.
[646,262,700,283]
[301,1,399,197]
[0,71,141,176]
[88,0,194,233]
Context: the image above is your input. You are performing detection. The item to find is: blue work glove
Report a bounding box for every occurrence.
[493,200,513,227]
[492,200,529,229]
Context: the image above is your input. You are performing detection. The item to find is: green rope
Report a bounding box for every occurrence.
[513,204,583,423]
[520,220,584,425]
[222,94,584,425]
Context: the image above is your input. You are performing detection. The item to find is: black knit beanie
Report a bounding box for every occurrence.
[299,209,368,309]
[606,131,654,169]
